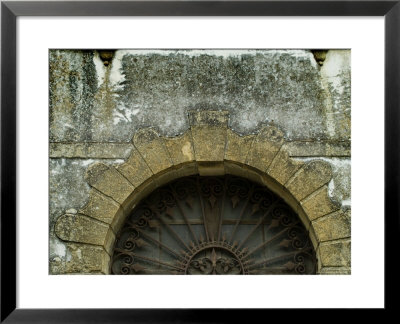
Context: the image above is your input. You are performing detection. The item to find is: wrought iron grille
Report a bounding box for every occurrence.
[111,175,317,274]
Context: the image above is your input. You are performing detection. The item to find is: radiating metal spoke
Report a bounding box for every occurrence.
[237,200,279,250]
[148,205,191,252]
[115,249,184,271]
[197,177,210,242]
[217,177,227,242]
[229,186,254,243]
[247,249,311,270]
[111,175,316,275]
[126,223,186,261]
[169,185,199,245]
[243,224,296,259]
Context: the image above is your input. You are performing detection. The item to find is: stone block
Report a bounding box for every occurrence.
[286,160,332,201]
[319,267,351,275]
[301,185,340,221]
[224,129,255,164]
[50,142,133,159]
[79,189,121,225]
[246,125,284,172]
[65,243,110,274]
[55,213,110,246]
[133,128,172,174]
[285,141,351,157]
[117,147,153,187]
[318,239,351,267]
[189,110,228,162]
[267,146,304,185]
[164,131,195,165]
[188,110,229,126]
[85,163,135,204]
[312,209,351,242]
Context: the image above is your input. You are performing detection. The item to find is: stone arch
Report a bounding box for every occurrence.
[55,110,350,274]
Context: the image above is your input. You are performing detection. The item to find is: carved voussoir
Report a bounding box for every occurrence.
[224,129,255,164]
[189,110,228,162]
[246,125,284,172]
[286,160,333,201]
[55,213,110,247]
[117,147,153,187]
[311,209,351,242]
[164,130,195,165]
[85,162,135,204]
[318,239,351,267]
[79,189,121,226]
[301,185,340,221]
[63,243,110,274]
[133,128,172,174]
[267,145,304,185]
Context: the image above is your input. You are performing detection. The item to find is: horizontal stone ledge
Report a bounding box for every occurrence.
[50,139,350,159]
[285,141,350,157]
[50,142,133,159]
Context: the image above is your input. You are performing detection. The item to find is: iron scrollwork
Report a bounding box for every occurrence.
[111,175,317,275]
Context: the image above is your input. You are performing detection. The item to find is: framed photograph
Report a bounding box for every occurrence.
[1,0,397,321]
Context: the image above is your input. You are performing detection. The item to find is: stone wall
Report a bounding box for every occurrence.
[49,49,351,274]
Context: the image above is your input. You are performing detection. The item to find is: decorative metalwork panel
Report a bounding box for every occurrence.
[111,175,316,274]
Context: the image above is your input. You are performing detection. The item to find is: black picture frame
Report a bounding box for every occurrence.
[1,0,398,322]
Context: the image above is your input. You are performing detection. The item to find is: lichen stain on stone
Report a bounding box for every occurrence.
[49,49,350,142]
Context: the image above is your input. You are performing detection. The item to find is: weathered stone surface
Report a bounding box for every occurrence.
[133,128,172,174]
[190,111,228,162]
[312,209,351,242]
[117,147,153,187]
[285,141,350,157]
[191,125,227,162]
[224,129,255,164]
[286,160,333,201]
[55,214,110,246]
[49,159,92,219]
[318,239,351,267]
[50,142,133,159]
[320,50,351,140]
[164,131,195,165]
[49,49,351,275]
[79,189,121,225]
[319,267,351,275]
[246,125,284,172]
[189,110,229,126]
[267,146,304,185]
[295,157,351,207]
[326,157,351,206]
[50,243,110,274]
[85,162,134,204]
[301,185,340,221]
[50,50,350,142]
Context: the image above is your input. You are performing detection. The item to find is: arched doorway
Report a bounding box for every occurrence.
[111,175,316,275]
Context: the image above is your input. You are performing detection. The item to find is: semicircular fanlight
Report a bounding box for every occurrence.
[111,175,316,275]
